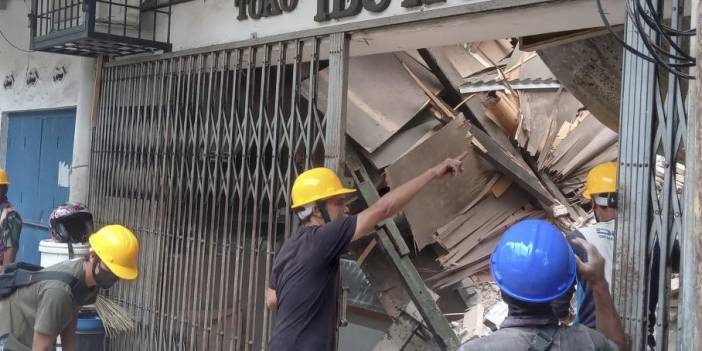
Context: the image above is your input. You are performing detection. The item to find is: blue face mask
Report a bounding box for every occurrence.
[92,259,119,289]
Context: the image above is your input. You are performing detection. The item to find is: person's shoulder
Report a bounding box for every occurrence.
[36,282,73,301]
[324,215,357,228]
[44,258,83,273]
[41,259,84,286]
[314,215,357,236]
[566,324,619,350]
[6,210,20,220]
[566,227,588,240]
[459,328,532,351]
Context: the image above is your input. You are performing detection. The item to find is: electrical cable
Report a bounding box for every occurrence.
[596,0,695,80]
[637,0,694,62]
[644,0,695,37]
[596,0,659,63]
[637,0,694,61]
[0,28,31,53]
[628,1,695,78]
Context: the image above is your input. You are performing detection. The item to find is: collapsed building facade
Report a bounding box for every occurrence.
[0,0,698,349]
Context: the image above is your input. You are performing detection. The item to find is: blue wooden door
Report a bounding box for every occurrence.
[6,109,76,264]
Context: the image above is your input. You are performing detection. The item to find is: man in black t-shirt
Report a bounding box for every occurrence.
[266,158,464,351]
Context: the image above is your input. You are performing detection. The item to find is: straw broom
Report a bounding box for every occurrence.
[95,295,136,338]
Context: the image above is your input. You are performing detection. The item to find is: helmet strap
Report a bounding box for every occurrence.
[317,201,332,224]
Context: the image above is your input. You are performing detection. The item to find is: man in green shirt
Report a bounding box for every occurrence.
[0,224,140,351]
[0,169,22,269]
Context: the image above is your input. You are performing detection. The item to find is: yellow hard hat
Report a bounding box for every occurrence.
[291,168,356,209]
[89,225,139,280]
[583,161,618,199]
[0,169,9,185]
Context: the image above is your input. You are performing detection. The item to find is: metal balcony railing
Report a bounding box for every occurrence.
[30,0,172,57]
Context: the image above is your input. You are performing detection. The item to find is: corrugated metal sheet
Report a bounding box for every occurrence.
[459,78,560,93]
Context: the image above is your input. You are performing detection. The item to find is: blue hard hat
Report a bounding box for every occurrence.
[491,219,577,303]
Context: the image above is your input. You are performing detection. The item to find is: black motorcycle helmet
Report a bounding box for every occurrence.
[48,202,93,244]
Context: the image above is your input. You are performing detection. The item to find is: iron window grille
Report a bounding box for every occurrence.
[30,0,172,57]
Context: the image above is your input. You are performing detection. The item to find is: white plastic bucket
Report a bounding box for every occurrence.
[38,240,91,268]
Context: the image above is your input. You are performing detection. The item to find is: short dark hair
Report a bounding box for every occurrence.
[500,291,555,316]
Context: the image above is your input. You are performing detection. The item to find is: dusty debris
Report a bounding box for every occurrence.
[343,43,625,325]
[477,282,502,310]
[484,301,508,331]
[459,303,485,342]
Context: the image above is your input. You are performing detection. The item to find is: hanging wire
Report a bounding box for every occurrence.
[596,0,696,80]
[628,0,695,79]
[0,28,31,53]
[637,0,694,61]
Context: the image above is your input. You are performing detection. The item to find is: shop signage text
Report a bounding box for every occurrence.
[235,0,445,22]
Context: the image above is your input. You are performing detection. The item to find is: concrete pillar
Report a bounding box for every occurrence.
[680,1,701,348]
[70,57,96,203]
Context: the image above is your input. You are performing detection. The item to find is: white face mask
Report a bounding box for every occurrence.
[297,205,314,220]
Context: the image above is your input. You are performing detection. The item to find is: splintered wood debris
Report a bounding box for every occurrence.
[342,42,626,294]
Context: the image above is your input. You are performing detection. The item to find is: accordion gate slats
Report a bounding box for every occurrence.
[89,37,333,351]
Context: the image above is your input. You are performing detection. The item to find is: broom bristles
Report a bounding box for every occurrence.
[95,295,136,338]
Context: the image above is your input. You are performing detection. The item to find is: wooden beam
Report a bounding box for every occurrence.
[519,25,625,52]
[376,230,460,350]
[347,146,410,256]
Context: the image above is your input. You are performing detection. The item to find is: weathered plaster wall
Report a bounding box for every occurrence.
[0,0,95,202]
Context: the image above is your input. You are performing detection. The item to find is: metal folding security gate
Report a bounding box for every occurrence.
[613,0,695,349]
[89,35,347,350]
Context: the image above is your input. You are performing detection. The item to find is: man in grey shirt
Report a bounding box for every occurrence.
[460,220,626,351]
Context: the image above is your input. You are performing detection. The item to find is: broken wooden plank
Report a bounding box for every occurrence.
[386,116,493,250]
[434,173,501,242]
[535,168,585,220]
[308,52,442,153]
[438,188,532,265]
[438,187,528,251]
[491,175,513,198]
[363,110,441,169]
[466,95,520,158]
[483,92,520,137]
[400,59,456,120]
[469,123,555,206]
[357,238,378,266]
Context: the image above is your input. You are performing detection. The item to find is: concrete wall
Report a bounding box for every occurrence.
[0,0,95,203]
